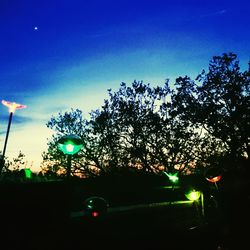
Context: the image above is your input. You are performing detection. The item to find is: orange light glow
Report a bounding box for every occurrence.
[2,100,27,113]
[206,175,222,183]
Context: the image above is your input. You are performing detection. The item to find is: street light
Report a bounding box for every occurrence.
[0,100,27,174]
[57,134,83,179]
[164,172,179,184]
[185,189,204,217]
[205,167,222,190]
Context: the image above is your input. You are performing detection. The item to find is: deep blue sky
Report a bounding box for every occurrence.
[0,0,249,171]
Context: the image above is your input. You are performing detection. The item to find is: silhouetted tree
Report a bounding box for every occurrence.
[2,151,26,172]
[42,52,249,176]
[172,52,250,171]
[41,109,101,177]
[42,81,210,176]
[89,80,173,173]
[0,151,28,182]
[197,53,250,168]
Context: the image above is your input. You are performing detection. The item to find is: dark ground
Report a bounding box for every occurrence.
[0,174,249,250]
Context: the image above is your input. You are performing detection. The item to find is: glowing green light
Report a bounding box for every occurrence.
[24,168,32,179]
[185,190,201,201]
[164,172,179,183]
[58,141,83,155]
[65,144,74,153]
[58,135,83,155]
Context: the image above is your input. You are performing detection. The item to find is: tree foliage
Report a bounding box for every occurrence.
[42,52,250,177]
[197,53,250,165]
[41,109,99,178]
[172,53,249,170]
[0,151,29,182]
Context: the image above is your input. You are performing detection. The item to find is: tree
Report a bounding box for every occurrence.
[169,76,228,174]
[172,52,250,171]
[41,109,101,178]
[0,151,26,172]
[89,80,173,173]
[0,151,29,182]
[42,80,210,176]
[42,52,249,177]
[197,53,250,168]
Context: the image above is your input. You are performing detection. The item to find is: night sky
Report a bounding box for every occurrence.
[0,0,249,172]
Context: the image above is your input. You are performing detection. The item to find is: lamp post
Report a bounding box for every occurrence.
[0,100,26,174]
[205,167,222,190]
[57,134,83,179]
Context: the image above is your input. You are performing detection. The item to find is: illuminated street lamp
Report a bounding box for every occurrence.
[0,100,27,174]
[185,189,201,201]
[164,172,179,184]
[57,134,83,179]
[185,189,204,217]
[205,167,222,190]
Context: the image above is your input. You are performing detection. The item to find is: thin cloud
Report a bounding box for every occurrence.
[200,9,228,18]
[172,9,229,24]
